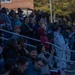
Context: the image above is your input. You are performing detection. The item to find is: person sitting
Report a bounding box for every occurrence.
[11,26,21,40]
[24,58,45,75]
[28,48,38,64]
[9,56,28,75]
[38,46,55,75]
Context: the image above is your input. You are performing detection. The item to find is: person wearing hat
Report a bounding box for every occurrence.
[11,26,21,39]
[14,26,21,34]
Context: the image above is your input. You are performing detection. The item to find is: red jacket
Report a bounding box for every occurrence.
[38,27,50,50]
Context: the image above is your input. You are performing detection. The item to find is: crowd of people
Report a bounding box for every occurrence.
[0,7,75,75]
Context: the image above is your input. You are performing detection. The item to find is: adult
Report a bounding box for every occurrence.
[53,26,70,69]
[9,56,28,75]
[38,46,54,75]
[15,13,22,27]
[3,39,20,61]
[28,48,38,64]
[38,18,49,50]
[11,26,21,40]
[20,17,33,37]
[24,58,45,75]
[0,7,12,30]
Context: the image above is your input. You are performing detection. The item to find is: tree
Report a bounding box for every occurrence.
[34,0,75,25]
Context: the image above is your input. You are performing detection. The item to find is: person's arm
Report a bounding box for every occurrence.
[23,47,29,54]
[4,14,12,30]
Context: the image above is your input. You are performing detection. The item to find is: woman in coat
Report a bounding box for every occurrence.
[53,26,70,69]
[38,18,50,50]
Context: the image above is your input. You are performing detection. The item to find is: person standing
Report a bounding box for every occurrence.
[53,26,70,69]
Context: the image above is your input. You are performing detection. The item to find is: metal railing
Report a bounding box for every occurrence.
[0,36,75,73]
[0,37,36,48]
[45,51,75,73]
[0,29,40,42]
[46,42,75,53]
[1,36,75,63]
[0,29,75,53]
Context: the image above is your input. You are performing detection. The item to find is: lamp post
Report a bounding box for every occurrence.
[49,0,53,23]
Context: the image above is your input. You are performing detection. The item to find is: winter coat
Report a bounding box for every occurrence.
[54,31,70,68]
[38,27,49,50]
